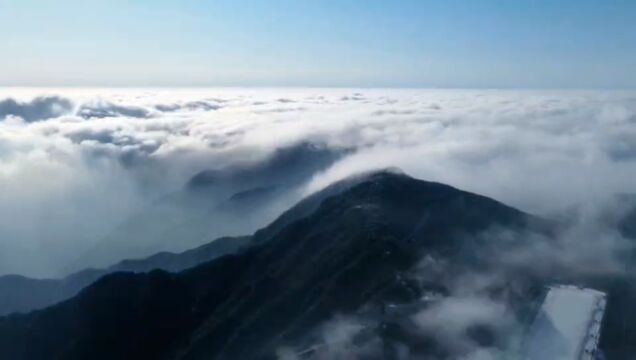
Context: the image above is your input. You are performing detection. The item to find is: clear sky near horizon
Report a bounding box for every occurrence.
[0,0,634,88]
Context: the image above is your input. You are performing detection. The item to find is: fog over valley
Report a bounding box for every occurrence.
[1,88,635,278]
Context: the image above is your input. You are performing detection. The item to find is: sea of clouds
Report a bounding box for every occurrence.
[1,88,636,278]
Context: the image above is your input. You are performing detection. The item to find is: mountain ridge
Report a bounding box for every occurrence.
[0,170,547,360]
[0,235,250,316]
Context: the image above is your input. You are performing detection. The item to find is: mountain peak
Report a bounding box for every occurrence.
[0,174,542,360]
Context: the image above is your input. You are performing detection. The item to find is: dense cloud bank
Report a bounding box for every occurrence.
[1,88,636,277]
[0,95,73,122]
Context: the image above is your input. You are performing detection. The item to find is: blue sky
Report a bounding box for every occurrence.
[0,0,634,88]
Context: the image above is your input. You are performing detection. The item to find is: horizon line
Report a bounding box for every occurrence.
[1,84,635,92]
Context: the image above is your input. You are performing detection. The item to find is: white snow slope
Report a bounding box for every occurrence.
[523,285,606,360]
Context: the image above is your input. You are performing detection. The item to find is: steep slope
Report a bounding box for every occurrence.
[0,171,544,360]
[0,236,249,316]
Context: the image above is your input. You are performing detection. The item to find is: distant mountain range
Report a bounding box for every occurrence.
[1,171,635,359]
[0,235,250,316]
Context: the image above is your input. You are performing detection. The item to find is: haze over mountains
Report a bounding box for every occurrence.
[1,89,636,359]
[2,88,636,278]
[74,141,346,271]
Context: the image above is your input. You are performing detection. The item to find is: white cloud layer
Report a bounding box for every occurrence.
[1,88,636,277]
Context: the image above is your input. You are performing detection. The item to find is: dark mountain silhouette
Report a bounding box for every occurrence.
[186,142,344,192]
[0,170,548,359]
[0,236,249,316]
